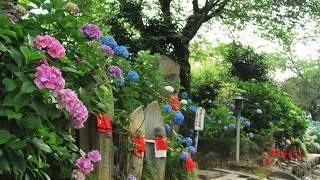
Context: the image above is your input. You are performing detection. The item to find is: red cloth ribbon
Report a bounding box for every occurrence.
[277,148,281,157]
[132,136,145,158]
[281,149,286,159]
[95,113,112,133]
[270,147,276,157]
[291,148,298,158]
[263,155,271,165]
[154,137,168,151]
[169,96,180,111]
[185,157,196,171]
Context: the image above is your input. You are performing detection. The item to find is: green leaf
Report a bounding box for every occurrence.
[32,137,52,153]
[9,47,22,67]
[0,42,8,52]
[0,130,14,145]
[9,140,27,150]
[62,67,85,76]
[0,28,17,39]
[4,109,23,120]
[0,149,3,157]
[0,156,9,172]
[8,153,26,175]
[21,81,36,93]
[20,116,42,129]
[20,46,46,63]
[2,77,17,91]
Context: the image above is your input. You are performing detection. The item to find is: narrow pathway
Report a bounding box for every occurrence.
[198,169,265,180]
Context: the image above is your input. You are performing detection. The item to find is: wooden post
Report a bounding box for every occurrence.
[126,106,145,179]
[79,85,114,180]
[143,101,166,180]
[236,110,241,164]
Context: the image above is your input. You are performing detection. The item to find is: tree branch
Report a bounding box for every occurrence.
[159,0,172,15]
[193,0,199,13]
[182,0,230,41]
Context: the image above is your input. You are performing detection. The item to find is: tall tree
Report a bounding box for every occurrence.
[88,0,320,91]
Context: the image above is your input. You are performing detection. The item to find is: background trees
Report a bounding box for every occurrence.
[81,0,320,91]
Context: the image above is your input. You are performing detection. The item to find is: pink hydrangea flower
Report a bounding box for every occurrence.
[56,89,88,129]
[108,66,122,78]
[87,150,102,162]
[33,35,66,58]
[34,63,65,90]
[75,157,93,174]
[71,169,86,180]
[98,44,114,56]
[3,12,17,23]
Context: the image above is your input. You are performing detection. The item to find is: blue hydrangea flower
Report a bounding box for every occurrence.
[180,151,188,160]
[127,71,139,81]
[100,36,117,48]
[223,99,228,104]
[244,121,251,127]
[185,137,193,146]
[189,146,196,154]
[116,76,125,86]
[182,91,188,97]
[173,111,184,124]
[176,136,183,142]
[189,129,194,136]
[114,46,129,58]
[228,124,235,129]
[164,104,172,113]
[187,99,192,104]
[229,104,235,109]
[189,106,197,113]
[249,132,254,138]
[164,123,171,134]
[240,116,245,123]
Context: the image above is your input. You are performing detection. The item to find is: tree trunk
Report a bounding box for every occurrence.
[174,42,191,92]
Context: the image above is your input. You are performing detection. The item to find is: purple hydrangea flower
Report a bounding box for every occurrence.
[185,137,193,146]
[87,150,102,162]
[176,136,183,142]
[127,71,139,81]
[108,66,123,78]
[249,132,254,138]
[164,104,172,113]
[244,121,251,127]
[164,123,171,134]
[100,37,117,48]
[98,44,114,56]
[80,24,101,39]
[34,63,65,90]
[127,175,137,180]
[173,111,184,124]
[189,146,196,154]
[114,46,129,58]
[56,89,88,129]
[180,151,188,160]
[75,157,93,174]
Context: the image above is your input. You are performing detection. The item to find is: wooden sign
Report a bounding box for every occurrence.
[194,107,205,131]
